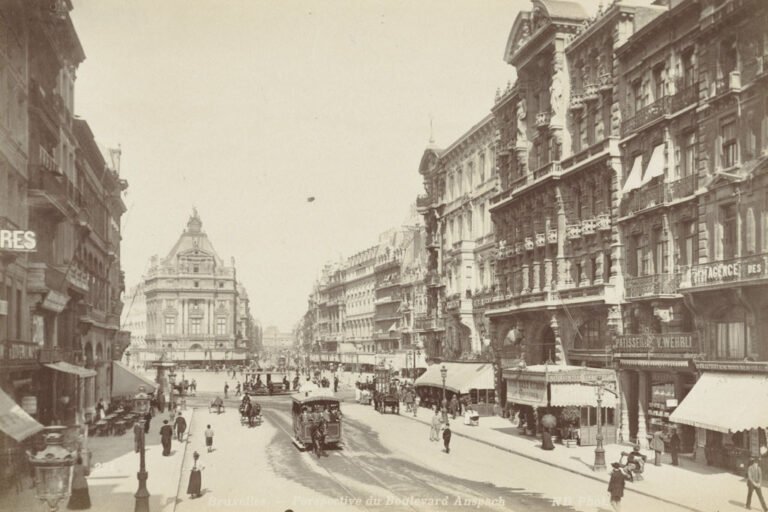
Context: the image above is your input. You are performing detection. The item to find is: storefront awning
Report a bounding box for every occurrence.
[112,361,158,398]
[0,388,44,442]
[504,365,618,408]
[669,372,768,433]
[44,361,97,378]
[414,362,494,394]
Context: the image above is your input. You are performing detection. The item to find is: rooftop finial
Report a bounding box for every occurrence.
[429,115,435,144]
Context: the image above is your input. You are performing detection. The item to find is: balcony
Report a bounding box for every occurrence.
[524,237,534,251]
[583,83,599,101]
[535,233,546,248]
[535,112,550,129]
[712,71,741,98]
[532,161,561,181]
[613,332,699,354]
[682,253,768,290]
[425,272,442,288]
[566,224,582,240]
[625,273,681,299]
[581,218,597,236]
[621,85,699,137]
[597,213,611,231]
[622,174,698,216]
[547,229,558,244]
[569,92,585,111]
[556,283,609,302]
[39,145,62,175]
[416,194,433,210]
[598,73,612,92]
[426,235,440,249]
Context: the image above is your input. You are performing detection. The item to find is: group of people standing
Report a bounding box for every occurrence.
[428,407,452,454]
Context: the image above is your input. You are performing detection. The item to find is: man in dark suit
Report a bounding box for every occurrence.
[160,420,173,456]
[608,462,632,511]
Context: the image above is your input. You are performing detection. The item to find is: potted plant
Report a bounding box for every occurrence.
[541,413,557,450]
[559,406,580,446]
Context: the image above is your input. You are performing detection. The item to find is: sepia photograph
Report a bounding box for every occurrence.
[1,0,767,510]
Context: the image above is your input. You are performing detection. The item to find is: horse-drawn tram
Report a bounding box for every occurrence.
[291,389,342,454]
[244,371,292,395]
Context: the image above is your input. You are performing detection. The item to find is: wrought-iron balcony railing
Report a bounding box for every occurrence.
[621,85,699,136]
[622,174,698,216]
[624,273,681,299]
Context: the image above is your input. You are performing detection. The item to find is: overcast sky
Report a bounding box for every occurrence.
[71,0,609,332]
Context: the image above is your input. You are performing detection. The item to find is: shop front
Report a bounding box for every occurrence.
[503,365,618,446]
[613,331,700,449]
[414,361,496,416]
[0,387,44,494]
[669,362,768,479]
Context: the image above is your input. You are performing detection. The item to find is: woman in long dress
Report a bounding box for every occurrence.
[187,451,203,498]
[67,456,91,509]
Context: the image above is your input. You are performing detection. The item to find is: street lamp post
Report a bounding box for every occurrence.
[440,364,447,421]
[593,375,606,471]
[133,387,151,512]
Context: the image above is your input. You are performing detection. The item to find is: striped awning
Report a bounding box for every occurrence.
[669,372,768,433]
[0,388,43,442]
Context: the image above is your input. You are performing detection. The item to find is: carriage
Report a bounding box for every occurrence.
[374,367,399,414]
[291,389,342,453]
[244,371,292,395]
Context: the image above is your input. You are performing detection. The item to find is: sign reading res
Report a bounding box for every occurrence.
[0,230,37,252]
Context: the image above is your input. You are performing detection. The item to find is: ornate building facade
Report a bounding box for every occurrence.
[140,210,251,366]
[417,115,499,360]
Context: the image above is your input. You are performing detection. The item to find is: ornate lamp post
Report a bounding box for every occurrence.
[440,364,447,421]
[590,375,616,471]
[28,426,77,512]
[133,387,151,512]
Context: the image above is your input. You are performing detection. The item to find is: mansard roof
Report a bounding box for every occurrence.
[163,209,225,267]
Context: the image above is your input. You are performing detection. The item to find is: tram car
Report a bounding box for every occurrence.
[374,367,399,414]
[291,389,342,451]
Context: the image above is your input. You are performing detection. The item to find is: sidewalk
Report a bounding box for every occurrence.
[345,401,749,512]
[0,408,193,512]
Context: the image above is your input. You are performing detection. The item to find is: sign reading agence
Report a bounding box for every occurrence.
[0,230,36,252]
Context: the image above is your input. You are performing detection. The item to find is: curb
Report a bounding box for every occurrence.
[360,403,702,512]
[172,408,195,512]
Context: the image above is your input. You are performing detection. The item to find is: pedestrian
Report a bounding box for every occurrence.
[746,458,767,512]
[95,399,105,422]
[66,456,91,510]
[143,411,152,434]
[133,420,143,453]
[205,424,214,453]
[160,420,173,456]
[669,428,681,466]
[650,431,664,466]
[442,422,452,454]
[224,382,229,398]
[191,379,197,394]
[333,375,339,393]
[187,451,203,499]
[450,395,460,420]
[174,414,187,442]
[608,462,632,511]
[430,408,441,442]
[414,394,420,418]
[235,382,241,397]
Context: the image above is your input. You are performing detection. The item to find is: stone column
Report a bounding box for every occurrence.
[521,263,530,294]
[580,256,590,287]
[637,371,650,449]
[532,260,541,293]
[594,251,605,285]
[544,258,553,291]
[619,369,633,444]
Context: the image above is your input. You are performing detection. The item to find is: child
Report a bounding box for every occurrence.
[205,424,214,453]
[442,422,452,454]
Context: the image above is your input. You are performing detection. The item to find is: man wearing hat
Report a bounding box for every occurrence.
[160,419,173,456]
[747,457,767,512]
[608,462,632,511]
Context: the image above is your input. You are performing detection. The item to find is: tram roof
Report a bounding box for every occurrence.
[290,389,339,404]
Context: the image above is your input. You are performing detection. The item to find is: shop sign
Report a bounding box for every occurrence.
[613,333,696,353]
[0,229,36,252]
[7,341,38,360]
[506,377,547,405]
[694,361,768,373]
[32,315,45,345]
[41,291,69,313]
[689,256,767,286]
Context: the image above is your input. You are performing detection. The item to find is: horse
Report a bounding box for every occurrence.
[311,420,326,458]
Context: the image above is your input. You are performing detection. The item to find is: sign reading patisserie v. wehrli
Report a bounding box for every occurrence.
[0,230,36,252]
